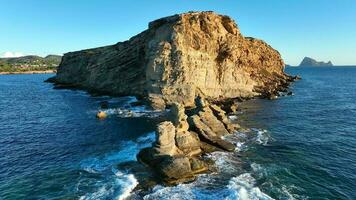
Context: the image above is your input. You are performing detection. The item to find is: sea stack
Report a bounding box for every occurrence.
[48,11,298,184]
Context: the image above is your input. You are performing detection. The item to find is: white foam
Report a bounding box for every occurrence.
[228,115,239,120]
[99,107,166,118]
[227,173,274,200]
[79,185,114,200]
[143,173,275,200]
[206,151,242,173]
[78,132,155,200]
[254,129,270,145]
[115,171,139,200]
[78,171,138,200]
[94,96,167,118]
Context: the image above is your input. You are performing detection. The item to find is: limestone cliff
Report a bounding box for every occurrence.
[51,11,295,108]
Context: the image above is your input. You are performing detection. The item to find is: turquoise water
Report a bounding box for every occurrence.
[0,67,355,199]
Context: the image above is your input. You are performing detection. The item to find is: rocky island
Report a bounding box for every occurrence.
[48,11,298,184]
[299,57,333,67]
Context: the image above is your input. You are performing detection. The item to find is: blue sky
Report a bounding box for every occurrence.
[0,0,355,65]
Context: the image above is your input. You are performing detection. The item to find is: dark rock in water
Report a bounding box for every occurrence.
[287,91,293,96]
[129,100,144,107]
[299,57,333,67]
[100,101,109,109]
[159,156,193,180]
[44,76,57,83]
[294,75,302,80]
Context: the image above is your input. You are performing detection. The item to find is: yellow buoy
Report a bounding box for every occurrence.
[96,111,107,119]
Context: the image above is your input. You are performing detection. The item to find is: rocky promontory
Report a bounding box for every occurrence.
[48,11,298,184]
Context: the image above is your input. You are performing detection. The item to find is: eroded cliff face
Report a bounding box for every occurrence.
[53,11,292,108]
[50,11,299,185]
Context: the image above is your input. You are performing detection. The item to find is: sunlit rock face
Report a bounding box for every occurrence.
[53,11,290,108]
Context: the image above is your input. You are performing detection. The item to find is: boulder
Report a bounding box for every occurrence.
[209,104,240,133]
[153,122,180,156]
[170,103,189,131]
[158,156,193,180]
[147,93,166,110]
[198,107,230,136]
[189,157,208,174]
[188,115,235,152]
[96,111,107,119]
[175,131,201,156]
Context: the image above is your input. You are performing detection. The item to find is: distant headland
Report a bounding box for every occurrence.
[299,57,333,67]
[0,55,62,74]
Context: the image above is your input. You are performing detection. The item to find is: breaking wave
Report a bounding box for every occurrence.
[91,96,167,118]
[142,128,301,199]
[78,132,155,200]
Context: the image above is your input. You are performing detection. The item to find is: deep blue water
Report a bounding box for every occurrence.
[0,67,355,199]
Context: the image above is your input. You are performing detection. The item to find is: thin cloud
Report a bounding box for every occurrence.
[1,52,26,58]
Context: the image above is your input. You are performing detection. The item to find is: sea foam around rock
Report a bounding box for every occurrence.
[77,132,155,200]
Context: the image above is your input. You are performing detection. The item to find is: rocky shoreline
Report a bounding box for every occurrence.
[47,11,299,185]
[0,70,56,75]
[136,92,299,185]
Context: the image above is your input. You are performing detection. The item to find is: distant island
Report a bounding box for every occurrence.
[299,57,333,67]
[0,55,62,74]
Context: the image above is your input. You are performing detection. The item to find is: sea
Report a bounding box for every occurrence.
[0,66,355,200]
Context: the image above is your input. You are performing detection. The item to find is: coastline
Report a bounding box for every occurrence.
[0,70,56,75]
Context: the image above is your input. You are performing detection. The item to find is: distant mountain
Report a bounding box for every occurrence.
[299,57,333,67]
[0,55,62,72]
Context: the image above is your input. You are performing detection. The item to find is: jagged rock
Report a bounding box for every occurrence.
[230,103,238,113]
[200,141,221,153]
[198,107,230,136]
[159,156,193,180]
[147,93,166,110]
[170,103,189,131]
[175,131,201,156]
[189,157,208,173]
[137,148,196,184]
[169,103,202,156]
[153,122,180,156]
[188,115,235,152]
[51,11,291,108]
[209,104,240,132]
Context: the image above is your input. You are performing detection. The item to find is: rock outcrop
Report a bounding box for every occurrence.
[137,98,235,184]
[49,11,297,108]
[48,11,299,185]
